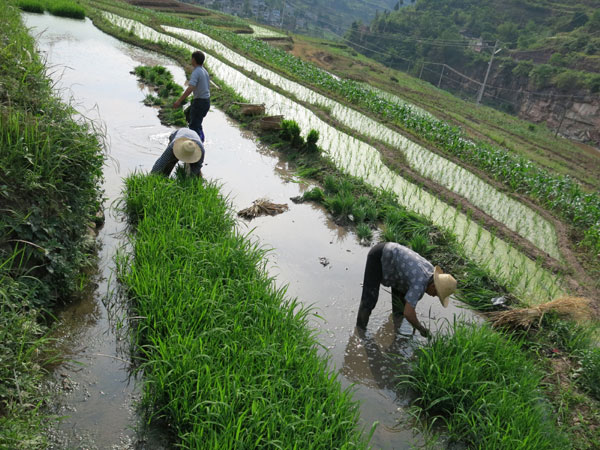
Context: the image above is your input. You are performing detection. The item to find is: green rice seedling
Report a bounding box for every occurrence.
[302,186,325,202]
[305,129,319,153]
[16,0,45,13]
[356,223,372,241]
[400,321,568,449]
[46,1,86,19]
[323,174,339,193]
[408,233,436,258]
[352,204,367,223]
[325,191,355,218]
[118,174,368,448]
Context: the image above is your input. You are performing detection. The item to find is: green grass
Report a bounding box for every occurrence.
[1,2,104,447]
[133,65,186,126]
[118,173,369,448]
[400,322,569,449]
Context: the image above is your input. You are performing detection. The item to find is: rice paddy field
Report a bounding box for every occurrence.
[2,0,599,448]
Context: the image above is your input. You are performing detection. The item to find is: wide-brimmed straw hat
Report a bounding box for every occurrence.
[173,138,203,163]
[433,266,457,308]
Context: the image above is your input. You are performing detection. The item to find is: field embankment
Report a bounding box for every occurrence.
[0,2,104,448]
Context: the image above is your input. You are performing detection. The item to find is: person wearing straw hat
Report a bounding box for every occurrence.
[356,242,457,337]
[151,127,205,177]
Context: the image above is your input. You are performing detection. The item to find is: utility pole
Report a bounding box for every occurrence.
[477,40,500,105]
[438,65,444,88]
[280,1,285,30]
[419,62,424,79]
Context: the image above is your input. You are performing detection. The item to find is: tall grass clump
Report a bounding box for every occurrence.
[118,173,368,448]
[400,322,568,449]
[1,3,103,447]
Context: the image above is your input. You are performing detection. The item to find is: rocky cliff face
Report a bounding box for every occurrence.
[518,92,600,147]
[445,62,600,149]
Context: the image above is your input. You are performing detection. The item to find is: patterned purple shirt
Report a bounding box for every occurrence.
[381,243,434,307]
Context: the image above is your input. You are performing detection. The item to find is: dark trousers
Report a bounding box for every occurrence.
[360,243,406,315]
[188,98,210,142]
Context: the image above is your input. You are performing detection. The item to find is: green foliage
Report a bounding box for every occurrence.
[15,0,45,13]
[529,64,556,89]
[280,119,304,148]
[578,348,600,400]
[553,70,585,91]
[134,65,187,126]
[302,186,324,201]
[46,1,86,19]
[400,322,569,449]
[120,174,368,448]
[305,128,320,153]
[0,5,102,446]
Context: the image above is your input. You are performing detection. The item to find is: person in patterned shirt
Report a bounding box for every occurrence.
[356,242,457,337]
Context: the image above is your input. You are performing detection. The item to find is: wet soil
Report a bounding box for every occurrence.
[26,13,483,449]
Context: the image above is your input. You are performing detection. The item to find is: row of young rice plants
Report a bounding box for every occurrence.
[117,173,369,448]
[133,65,187,126]
[0,2,104,448]
[15,0,85,19]
[150,11,600,253]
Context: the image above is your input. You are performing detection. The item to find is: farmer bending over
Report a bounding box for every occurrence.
[173,50,210,142]
[356,242,457,337]
[151,127,204,177]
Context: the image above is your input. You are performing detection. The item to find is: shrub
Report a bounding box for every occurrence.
[512,60,533,78]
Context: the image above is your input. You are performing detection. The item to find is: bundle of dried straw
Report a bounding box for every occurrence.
[237,198,289,220]
[488,296,592,330]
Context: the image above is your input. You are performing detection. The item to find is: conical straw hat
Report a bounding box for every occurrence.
[434,266,457,308]
[173,138,203,163]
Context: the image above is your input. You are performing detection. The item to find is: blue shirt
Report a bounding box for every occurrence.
[380,243,434,307]
[189,66,210,99]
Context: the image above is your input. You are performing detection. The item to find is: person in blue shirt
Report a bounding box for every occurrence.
[174,50,210,142]
[356,242,457,337]
[151,127,205,177]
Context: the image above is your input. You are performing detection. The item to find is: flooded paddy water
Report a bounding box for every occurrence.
[24,12,483,448]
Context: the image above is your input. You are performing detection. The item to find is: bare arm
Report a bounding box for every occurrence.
[173,85,195,108]
[403,303,429,337]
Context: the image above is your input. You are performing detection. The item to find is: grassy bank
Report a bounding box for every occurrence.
[118,173,370,448]
[16,0,85,19]
[0,2,104,448]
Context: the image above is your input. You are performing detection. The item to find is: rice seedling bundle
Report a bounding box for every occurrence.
[119,174,367,448]
[488,296,592,330]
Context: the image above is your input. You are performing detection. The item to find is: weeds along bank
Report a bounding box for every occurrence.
[118,174,369,448]
[0,3,104,448]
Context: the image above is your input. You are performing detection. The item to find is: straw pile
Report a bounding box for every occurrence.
[237,198,288,220]
[488,296,592,330]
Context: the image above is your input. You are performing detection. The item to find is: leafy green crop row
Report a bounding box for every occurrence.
[119,173,370,448]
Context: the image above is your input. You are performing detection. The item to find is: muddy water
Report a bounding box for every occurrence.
[26,12,481,449]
